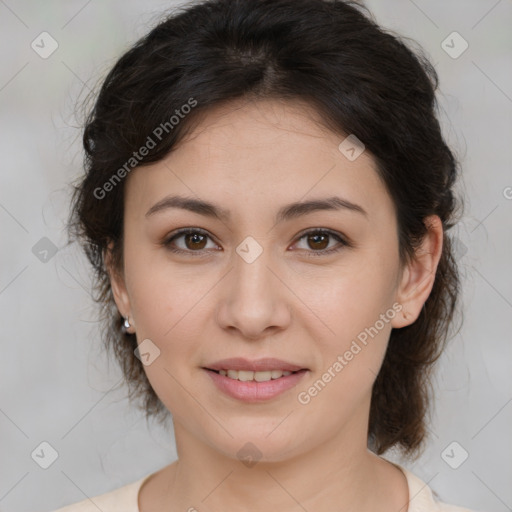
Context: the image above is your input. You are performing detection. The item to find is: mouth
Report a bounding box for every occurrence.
[202,358,309,402]
[202,357,309,380]
[203,368,306,382]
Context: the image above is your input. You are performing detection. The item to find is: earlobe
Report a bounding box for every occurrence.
[391,215,444,329]
[104,241,133,329]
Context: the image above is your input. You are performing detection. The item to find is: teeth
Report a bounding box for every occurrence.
[217,369,293,381]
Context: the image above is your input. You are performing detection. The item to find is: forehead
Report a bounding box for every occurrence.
[124,98,394,225]
[175,97,349,158]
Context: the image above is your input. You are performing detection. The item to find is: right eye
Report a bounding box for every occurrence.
[162,228,219,255]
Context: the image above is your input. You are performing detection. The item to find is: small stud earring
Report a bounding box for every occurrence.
[122,316,131,333]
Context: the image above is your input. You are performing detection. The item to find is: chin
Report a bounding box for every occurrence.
[207,425,312,465]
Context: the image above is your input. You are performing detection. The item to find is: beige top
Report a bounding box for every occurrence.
[51,465,476,512]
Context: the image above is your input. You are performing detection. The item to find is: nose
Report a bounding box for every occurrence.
[215,243,291,340]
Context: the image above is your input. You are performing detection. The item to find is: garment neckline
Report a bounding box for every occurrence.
[136,471,158,511]
[133,462,436,512]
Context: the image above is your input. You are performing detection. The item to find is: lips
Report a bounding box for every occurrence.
[204,357,307,373]
[202,358,309,402]
[204,367,308,402]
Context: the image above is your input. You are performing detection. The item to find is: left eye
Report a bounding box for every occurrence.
[163,228,348,257]
[293,229,348,255]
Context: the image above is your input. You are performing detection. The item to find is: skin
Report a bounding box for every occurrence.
[106,97,443,512]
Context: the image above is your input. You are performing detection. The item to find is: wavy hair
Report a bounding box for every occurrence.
[67,0,464,457]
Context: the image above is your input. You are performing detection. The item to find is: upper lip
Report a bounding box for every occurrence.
[204,357,307,372]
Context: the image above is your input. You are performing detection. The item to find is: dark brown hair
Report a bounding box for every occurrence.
[67,0,463,457]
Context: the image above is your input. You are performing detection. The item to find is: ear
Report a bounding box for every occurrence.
[104,240,135,333]
[391,215,444,329]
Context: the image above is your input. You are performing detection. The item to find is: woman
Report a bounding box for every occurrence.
[57,0,475,510]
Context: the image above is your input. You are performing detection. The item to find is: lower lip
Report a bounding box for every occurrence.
[204,369,308,402]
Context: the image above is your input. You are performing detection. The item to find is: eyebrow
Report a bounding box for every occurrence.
[145,194,368,223]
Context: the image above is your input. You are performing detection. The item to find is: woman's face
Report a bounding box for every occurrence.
[109,98,434,463]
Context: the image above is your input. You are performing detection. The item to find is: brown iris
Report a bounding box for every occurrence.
[184,232,208,250]
[307,233,329,251]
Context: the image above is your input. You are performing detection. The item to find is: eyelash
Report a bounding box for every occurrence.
[162,227,350,258]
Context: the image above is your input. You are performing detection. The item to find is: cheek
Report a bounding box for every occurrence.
[297,319,391,420]
[312,262,396,339]
[124,247,202,338]
[304,265,396,397]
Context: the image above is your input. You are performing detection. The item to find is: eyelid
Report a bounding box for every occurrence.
[293,227,349,245]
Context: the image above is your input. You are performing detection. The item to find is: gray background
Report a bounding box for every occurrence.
[0,1,511,511]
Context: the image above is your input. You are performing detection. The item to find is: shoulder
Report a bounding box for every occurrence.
[48,474,151,512]
[399,465,479,512]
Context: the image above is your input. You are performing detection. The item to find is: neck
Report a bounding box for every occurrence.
[142,410,409,512]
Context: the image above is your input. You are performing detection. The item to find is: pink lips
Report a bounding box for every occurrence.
[205,357,306,373]
[203,357,309,402]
